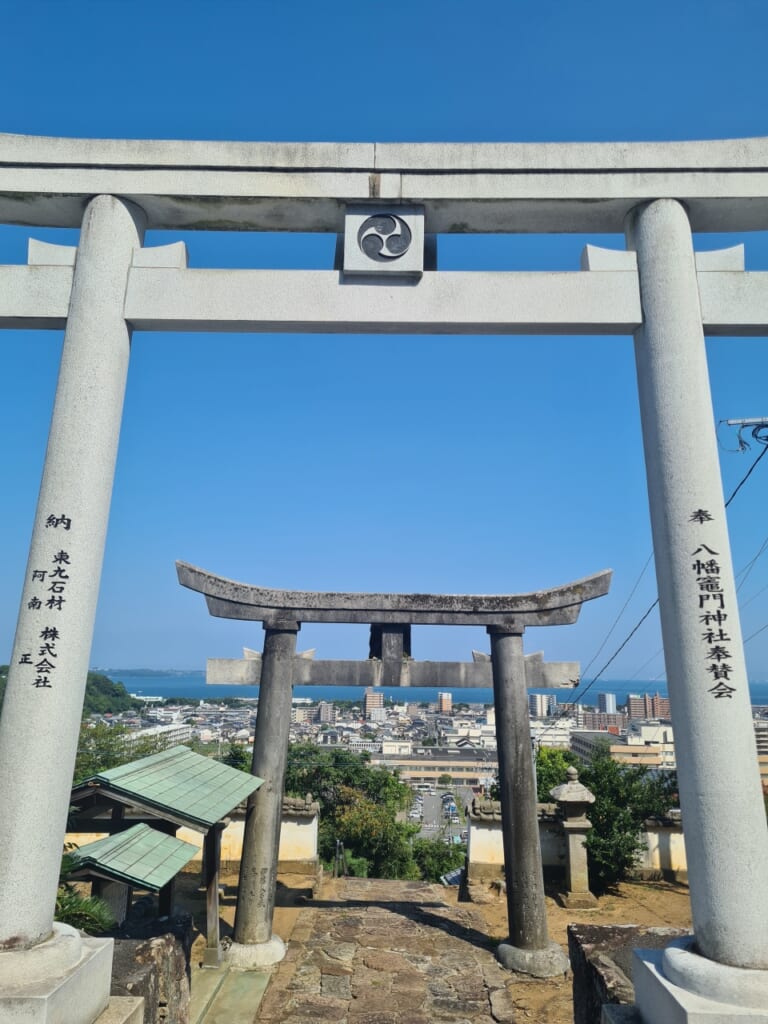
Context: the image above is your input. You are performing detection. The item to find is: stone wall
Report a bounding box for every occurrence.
[465,805,687,888]
[567,923,687,1024]
[110,916,194,1024]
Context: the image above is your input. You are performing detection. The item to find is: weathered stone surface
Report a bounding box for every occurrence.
[347,1013,400,1024]
[322,973,352,999]
[319,959,354,977]
[349,986,397,1013]
[432,996,489,1015]
[568,923,687,1024]
[111,922,192,1024]
[286,995,348,1020]
[257,876,539,1023]
[323,941,357,962]
[489,987,518,1022]
[361,950,418,974]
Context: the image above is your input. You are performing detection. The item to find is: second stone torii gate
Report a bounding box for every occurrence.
[177,560,611,976]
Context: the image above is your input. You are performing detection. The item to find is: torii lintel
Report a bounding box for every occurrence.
[175,561,612,628]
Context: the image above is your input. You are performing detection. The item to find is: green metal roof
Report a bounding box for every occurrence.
[82,745,263,830]
[69,823,199,891]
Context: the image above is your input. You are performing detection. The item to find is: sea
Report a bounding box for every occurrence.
[98,669,768,708]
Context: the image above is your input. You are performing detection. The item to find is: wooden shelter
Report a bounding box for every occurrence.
[69,745,263,965]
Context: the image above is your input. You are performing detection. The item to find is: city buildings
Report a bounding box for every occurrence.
[626,692,671,719]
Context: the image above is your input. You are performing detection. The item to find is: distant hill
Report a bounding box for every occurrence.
[0,666,142,716]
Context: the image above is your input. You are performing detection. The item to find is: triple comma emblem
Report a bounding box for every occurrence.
[357,214,412,262]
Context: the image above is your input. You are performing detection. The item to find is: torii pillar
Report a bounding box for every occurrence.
[620,199,768,1020]
[229,619,299,967]
[0,196,146,1022]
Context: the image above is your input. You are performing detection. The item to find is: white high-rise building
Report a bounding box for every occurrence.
[598,692,617,714]
[528,693,557,718]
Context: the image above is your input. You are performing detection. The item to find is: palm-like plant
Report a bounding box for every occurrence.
[55,847,116,934]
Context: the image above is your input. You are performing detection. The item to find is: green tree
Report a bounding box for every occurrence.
[81,672,143,715]
[284,745,415,877]
[412,837,466,882]
[0,666,141,717]
[535,746,581,802]
[285,744,410,812]
[579,742,677,892]
[222,742,251,772]
[334,785,419,879]
[489,746,584,802]
[437,773,452,786]
[73,721,168,784]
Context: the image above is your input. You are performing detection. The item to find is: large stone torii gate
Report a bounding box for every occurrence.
[177,561,611,975]
[0,134,766,1022]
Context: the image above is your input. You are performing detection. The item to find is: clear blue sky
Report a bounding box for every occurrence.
[1,0,768,680]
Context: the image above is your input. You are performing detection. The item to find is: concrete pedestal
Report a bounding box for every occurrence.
[630,936,768,1023]
[0,923,114,1023]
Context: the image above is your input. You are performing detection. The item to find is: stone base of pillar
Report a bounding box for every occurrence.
[631,936,768,1022]
[0,923,114,1023]
[496,939,570,978]
[226,936,286,969]
[557,890,599,910]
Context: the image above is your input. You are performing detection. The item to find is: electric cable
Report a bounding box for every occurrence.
[536,437,768,740]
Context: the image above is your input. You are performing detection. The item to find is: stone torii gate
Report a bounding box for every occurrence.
[0,135,767,1021]
[177,561,611,973]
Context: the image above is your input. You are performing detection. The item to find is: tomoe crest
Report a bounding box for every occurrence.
[357,214,412,261]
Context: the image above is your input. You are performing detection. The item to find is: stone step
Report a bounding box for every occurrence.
[198,970,271,1024]
[189,965,227,1024]
[95,996,145,1024]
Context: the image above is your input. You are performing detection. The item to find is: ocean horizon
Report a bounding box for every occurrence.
[95,668,768,708]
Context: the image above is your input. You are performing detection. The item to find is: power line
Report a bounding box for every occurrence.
[537,436,768,740]
[579,553,654,679]
[744,622,768,644]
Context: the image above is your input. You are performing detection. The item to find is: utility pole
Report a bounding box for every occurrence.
[726,416,768,449]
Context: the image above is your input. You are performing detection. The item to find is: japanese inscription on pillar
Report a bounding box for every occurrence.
[689,509,736,698]
[17,513,73,690]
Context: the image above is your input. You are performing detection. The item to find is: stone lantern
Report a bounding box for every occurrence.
[550,766,598,908]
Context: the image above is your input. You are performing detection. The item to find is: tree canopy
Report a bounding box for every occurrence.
[535,746,581,802]
[579,742,677,891]
[412,837,466,882]
[285,744,417,878]
[0,666,142,717]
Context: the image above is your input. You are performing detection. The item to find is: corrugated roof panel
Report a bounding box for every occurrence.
[88,745,263,829]
[69,824,199,890]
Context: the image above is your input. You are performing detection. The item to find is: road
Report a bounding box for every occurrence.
[414,789,468,844]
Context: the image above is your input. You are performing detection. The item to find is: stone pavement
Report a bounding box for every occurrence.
[255,875,556,1023]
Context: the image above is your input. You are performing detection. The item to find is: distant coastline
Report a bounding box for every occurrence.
[95,668,768,709]
[92,668,206,678]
